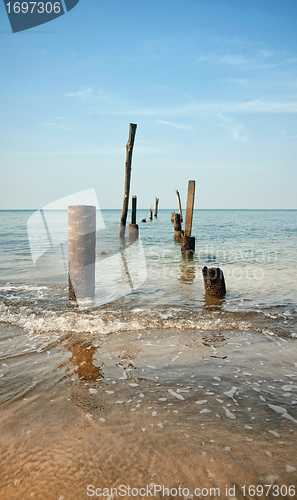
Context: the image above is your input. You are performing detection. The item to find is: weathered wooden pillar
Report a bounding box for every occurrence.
[154,197,159,218]
[176,189,183,222]
[129,195,139,242]
[120,123,137,238]
[68,205,96,302]
[181,180,195,259]
[202,266,226,298]
[173,213,182,242]
[149,208,153,221]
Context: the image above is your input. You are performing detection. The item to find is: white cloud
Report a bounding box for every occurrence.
[216,114,248,142]
[158,119,193,130]
[45,117,78,131]
[219,54,249,65]
[0,146,165,156]
[112,98,297,117]
[66,88,109,101]
[260,49,273,58]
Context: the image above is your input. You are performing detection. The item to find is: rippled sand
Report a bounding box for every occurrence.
[1,326,297,499]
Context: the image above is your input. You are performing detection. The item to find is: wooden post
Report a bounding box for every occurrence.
[120,123,137,238]
[149,208,153,221]
[171,212,175,223]
[131,195,137,224]
[129,195,139,242]
[68,205,96,302]
[202,267,226,298]
[176,189,183,222]
[181,180,195,259]
[173,213,182,242]
[184,180,195,237]
[154,197,159,218]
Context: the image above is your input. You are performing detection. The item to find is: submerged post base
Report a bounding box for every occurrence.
[173,213,182,242]
[181,233,195,259]
[129,223,139,242]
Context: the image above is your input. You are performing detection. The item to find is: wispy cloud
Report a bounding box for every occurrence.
[260,49,274,58]
[216,114,248,142]
[112,98,297,117]
[66,88,109,101]
[158,119,193,130]
[193,52,249,66]
[0,146,165,156]
[218,54,250,65]
[45,117,78,131]
[280,130,297,139]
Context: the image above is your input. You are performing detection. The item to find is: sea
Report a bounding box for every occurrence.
[0,209,297,499]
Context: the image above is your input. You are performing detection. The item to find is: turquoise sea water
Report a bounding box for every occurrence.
[0,209,297,337]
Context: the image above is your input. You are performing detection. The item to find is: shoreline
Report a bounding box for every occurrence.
[1,326,297,499]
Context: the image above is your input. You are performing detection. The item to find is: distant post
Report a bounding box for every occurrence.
[129,195,139,242]
[149,208,153,221]
[181,180,195,259]
[176,189,183,222]
[173,213,182,242]
[120,123,137,238]
[154,197,159,218]
[68,205,96,302]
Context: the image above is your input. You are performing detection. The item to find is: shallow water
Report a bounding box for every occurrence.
[0,209,297,498]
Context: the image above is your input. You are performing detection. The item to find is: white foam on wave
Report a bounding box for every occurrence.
[0,302,255,336]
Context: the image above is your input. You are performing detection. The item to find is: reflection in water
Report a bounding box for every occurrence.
[203,294,225,308]
[116,342,139,381]
[66,338,104,381]
[179,262,196,284]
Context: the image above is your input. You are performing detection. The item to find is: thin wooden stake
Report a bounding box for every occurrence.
[129,195,139,242]
[176,189,183,222]
[120,123,137,238]
[131,195,137,225]
[154,197,159,218]
[184,180,195,237]
[173,213,182,242]
[149,208,153,221]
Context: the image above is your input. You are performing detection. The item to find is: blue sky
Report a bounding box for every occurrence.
[0,0,297,209]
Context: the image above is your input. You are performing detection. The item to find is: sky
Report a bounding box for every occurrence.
[0,0,297,209]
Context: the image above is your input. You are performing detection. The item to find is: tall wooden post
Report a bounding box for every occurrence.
[184,180,195,237]
[120,123,137,238]
[68,205,96,302]
[129,195,139,242]
[154,197,159,218]
[181,180,195,259]
[176,189,183,222]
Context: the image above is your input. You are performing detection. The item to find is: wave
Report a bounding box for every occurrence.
[0,301,255,336]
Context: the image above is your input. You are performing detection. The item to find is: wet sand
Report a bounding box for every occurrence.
[1,326,297,499]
